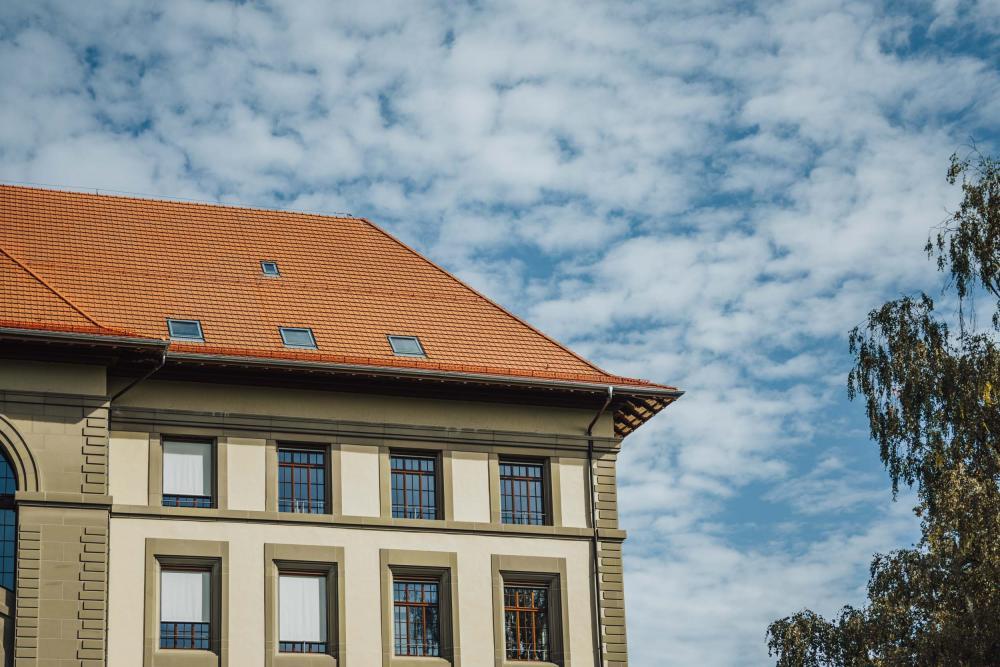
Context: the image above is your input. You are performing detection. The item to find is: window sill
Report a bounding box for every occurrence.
[273,653,336,666]
[111,503,613,538]
[160,504,218,513]
[388,657,451,667]
[151,648,219,667]
[502,661,559,667]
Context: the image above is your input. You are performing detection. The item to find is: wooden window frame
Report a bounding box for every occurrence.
[503,583,552,662]
[491,555,571,667]
[379,549,461,667]
[389,451,441,520]
[392,577,442,657]
[277,445,329,515]
[264,543,344,667]
[497,458,552,526]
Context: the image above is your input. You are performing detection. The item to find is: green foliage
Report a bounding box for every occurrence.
[767,151,1000,666]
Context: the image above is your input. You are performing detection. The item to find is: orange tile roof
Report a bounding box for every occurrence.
[0,185,674,392]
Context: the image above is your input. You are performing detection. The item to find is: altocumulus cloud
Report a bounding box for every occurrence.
[0,1,998,664]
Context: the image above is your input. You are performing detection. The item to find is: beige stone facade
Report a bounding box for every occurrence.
[0,357,643,667]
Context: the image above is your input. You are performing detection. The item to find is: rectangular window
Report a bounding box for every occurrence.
[393,579,440,657]
[504,584,550,661]
[162,440,213,508]
[278,447,326,514]
[390,453,438,520]
[387,335,425,356]
[279,573,327,653]
[499,460,547,525]
[280,327,317,349]
[160,568,211,650]
[167,319,204,341]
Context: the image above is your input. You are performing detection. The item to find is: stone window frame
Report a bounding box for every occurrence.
[273,443,334,515]
[491,555,571,667]
[378,445,455,523]
[264,543,346,667]
[488,453,563,528]
[379,549,462,667]
[148,434,229,511]
[384,448,447,520]
[265,439,339,516]
[143,537,229,667]
[138,427,586,534]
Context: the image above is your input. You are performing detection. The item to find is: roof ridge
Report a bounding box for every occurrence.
[0,183,359,221]
[355,217,617,380]
[0,244,107,329]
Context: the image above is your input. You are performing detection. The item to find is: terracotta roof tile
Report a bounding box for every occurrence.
[0,185,673,390]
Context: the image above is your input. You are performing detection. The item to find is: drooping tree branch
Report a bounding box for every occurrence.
[767,151,1000,666]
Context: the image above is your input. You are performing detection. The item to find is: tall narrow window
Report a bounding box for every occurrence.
[0,451,16,591]
[279,573,327,653]
[162,440,213,508]
[278,447,327,514]
[390,453,438,520]
[504,584,550,661]
[160,568,211,649]
[499,460,547,525]
[393,579,440,657]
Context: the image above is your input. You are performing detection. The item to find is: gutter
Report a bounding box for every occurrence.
[586,385,614,667]
[0,326,166,349]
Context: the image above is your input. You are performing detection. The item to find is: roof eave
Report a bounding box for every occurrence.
[0,328,683,438]
[165,349,684,400]
[0,326,168,349]
[166,350,684,439]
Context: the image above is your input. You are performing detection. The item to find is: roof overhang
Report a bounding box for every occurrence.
[0,326,167,370]
[163,351,683,438]
[0,326,167,350]
[0,327,682,437]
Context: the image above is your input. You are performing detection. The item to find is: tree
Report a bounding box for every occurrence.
[767,150,1000,666]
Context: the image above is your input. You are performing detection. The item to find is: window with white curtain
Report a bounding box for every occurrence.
[160,568,211,649]
[162,440,213,508]
[279,573,328,653]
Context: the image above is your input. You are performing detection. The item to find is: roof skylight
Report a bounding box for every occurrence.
[388,335,425,357]
[167,319,204,341]
[261,261,280,276]
[280,327,317,349]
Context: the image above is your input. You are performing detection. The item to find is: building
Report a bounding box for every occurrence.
[0,184,681,667]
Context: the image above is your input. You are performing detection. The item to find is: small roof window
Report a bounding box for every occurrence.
[167,319,204,341]
[260,261,280,277]
[280,327,317,349]
[388,335,425,357]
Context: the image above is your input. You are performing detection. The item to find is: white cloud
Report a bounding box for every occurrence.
[0,1,994,664]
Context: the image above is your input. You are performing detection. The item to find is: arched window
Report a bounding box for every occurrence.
[0,452,15,591]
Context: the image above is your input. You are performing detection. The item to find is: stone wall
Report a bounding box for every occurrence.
[0,371,112,667]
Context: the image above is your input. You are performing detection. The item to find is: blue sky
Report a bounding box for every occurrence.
[1,1,998,664]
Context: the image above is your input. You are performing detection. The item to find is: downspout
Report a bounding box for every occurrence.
[586,385,613,667]
[109,346,167,404]
[106,343,166,667]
